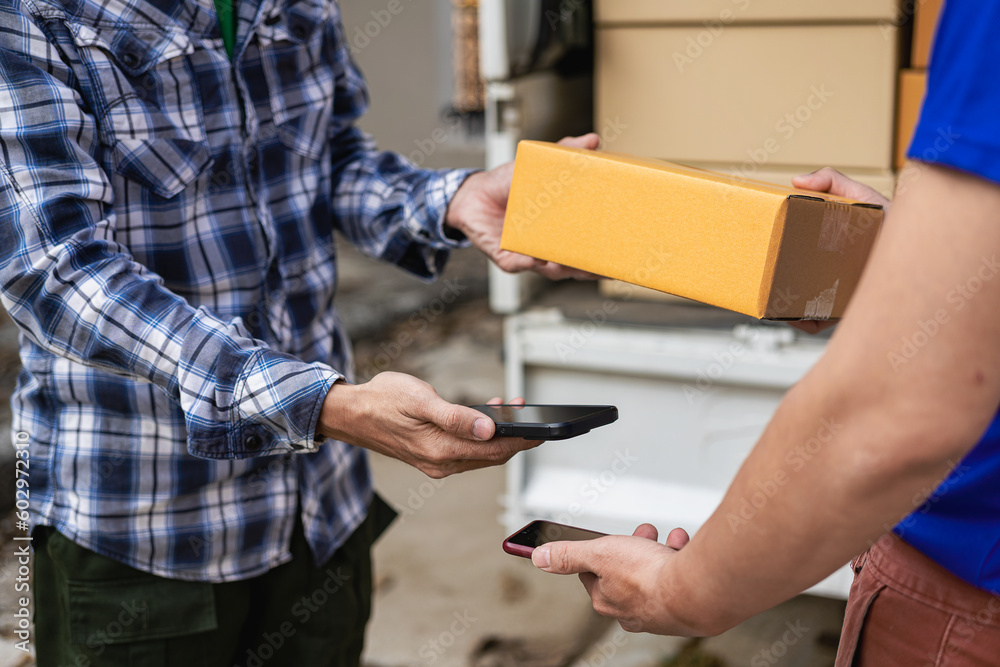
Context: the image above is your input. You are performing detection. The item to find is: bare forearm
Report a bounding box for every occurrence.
[665,164,1000,634]
[531,165,1000,637]
[667,379,966,634]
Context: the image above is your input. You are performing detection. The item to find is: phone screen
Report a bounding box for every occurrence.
[475,405,607,425]
[473,404,618,441]
[506,520,606,549]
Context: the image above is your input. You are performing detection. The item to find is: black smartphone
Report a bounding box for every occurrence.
[503,520,608,558]
[469,404,618,440]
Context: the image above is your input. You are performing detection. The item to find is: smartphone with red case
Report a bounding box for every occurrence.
[502,520,607,558]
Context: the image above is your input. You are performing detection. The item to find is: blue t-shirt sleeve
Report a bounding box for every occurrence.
[908,0,1000,185]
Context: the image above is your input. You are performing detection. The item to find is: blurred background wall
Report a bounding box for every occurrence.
[339,0,486,170]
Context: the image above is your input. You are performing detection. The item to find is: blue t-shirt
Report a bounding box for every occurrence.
[896,0,1000,594]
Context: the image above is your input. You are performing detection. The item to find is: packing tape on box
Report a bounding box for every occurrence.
[818,204,851,252]
[803,280,840,320]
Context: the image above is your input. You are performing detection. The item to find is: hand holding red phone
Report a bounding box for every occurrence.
[527,522,698,635]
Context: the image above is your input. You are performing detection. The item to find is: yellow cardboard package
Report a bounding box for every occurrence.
[500,141,884,320]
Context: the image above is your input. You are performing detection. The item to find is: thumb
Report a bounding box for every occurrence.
[532,540,594,574]
[792,167,838,193]
[430,401,495,441]
[557,132,601,151]
[792,167,888,207]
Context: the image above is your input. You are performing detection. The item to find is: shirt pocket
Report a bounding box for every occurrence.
[65,20,213,199]
[256,0,336,160]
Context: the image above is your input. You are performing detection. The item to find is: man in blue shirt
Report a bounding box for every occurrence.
[0,0,596,664]
[530,1,1000,664]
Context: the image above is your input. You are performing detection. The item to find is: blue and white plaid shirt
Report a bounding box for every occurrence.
[0,0,471,581]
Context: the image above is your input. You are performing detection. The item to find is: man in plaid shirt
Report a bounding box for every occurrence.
[0,0,597,663]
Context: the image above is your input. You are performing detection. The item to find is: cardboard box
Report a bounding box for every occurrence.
[501,142,884,320]
[895,69,927,169]
[596,24,898,170]
[595,0,900,25]
[601,162,896,305]
[599,279,705,305]
[912,0,944,68]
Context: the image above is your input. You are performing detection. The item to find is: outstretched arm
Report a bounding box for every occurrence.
[532,162,1000,634]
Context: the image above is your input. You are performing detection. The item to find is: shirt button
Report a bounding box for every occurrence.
[120,51,141,69]
[291,24,308,39]
[245,434,263,451]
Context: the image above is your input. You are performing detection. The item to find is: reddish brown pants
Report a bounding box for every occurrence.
[837,534,1000,667]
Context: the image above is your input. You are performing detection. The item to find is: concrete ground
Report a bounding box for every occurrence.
[0,244,847,667]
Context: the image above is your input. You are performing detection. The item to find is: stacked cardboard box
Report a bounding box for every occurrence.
[911,0,943,69]
[594,1,900,192]
[591,1,906,302]
[594,1,899,24]
[896,0,943,169]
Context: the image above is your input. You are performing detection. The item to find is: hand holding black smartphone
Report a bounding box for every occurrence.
[469,404,618,440]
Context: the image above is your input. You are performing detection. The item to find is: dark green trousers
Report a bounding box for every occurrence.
[32,497,396,667]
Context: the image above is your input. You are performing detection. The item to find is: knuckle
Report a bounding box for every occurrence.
[549,543,571,570]
[423,465,450,480]
[426,447,454,466]
[618,619,640,634]
[592,597,615,618]
[439,408,463,432]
